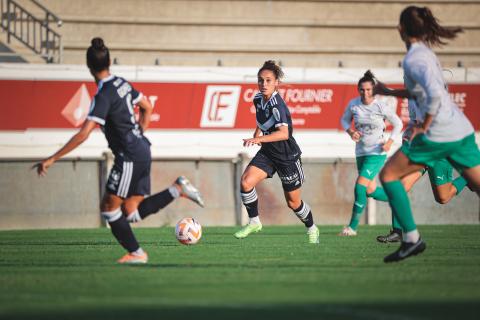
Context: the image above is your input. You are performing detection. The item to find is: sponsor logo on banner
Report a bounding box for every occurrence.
[200,85,241,127]
[61,84,91,127]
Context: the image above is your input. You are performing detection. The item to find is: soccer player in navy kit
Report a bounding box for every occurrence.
[234,60,320,244]
[34,38,204,264]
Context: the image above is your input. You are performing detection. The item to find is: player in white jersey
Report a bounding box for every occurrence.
[375,93,469,243]
[339,71,402,236]
[379,6,480,263]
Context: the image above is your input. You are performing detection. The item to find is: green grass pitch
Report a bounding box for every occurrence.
[0,225,479,320]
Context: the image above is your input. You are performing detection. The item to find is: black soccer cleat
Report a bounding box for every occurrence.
[376,229,402,243]
[384,238,426,263]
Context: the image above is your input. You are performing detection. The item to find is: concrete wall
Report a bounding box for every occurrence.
[1,157,477,230]
[0,160,101,230]
[12,0,480,67]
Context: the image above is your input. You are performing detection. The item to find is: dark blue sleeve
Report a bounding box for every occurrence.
[272,102,289,128]
[87,93,109,125]
[130,84,143,105]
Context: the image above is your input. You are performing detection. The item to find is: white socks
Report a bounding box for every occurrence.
[249,216,261,225]
[168,185,181,198]
[404,229,420,243]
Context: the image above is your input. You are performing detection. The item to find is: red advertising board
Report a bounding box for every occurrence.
[1,80,479,130]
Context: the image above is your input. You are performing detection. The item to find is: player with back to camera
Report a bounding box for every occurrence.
[339,70,403,237]
[234,60,320,244]
[379,6,480,262]
[34,37,204,264]
[374,96,470,243]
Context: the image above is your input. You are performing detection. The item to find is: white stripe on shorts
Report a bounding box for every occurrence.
[117,162,133,198]
[295,159,305,184]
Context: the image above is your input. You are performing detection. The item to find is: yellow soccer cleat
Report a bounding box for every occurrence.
[234,223,262,239]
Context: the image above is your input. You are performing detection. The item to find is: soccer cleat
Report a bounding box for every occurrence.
[338,226,357,236]
[234,223,262,239]
[384,238,426,263]
[376,229,402,243]
[117,251,148,264]
[175,176,205,207]
[307,226,320,244]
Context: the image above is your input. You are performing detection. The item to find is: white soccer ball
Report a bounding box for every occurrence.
[175,217,202,245]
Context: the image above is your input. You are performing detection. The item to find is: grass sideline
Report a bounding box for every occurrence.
[0,225,479,320]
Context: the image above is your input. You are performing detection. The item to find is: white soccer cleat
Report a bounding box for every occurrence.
[175,176,205,207]
[338,226,357,236]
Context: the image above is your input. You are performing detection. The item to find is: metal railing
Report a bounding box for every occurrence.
[0,0,62,63]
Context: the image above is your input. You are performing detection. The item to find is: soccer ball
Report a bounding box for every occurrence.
[175,217,202,245]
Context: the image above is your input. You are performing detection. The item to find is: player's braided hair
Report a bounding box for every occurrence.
[358,70,376,87]
[400,6,463,47]
[258,60,284,80]
[86,37,110,73]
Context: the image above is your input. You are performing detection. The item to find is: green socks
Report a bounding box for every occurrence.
[382,180,417,232]
[367,187,388,202]
[349,183,367,230]
[452,176,468,195]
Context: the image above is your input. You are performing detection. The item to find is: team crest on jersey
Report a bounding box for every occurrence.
[265,108,270,118]
[273,107,281,121]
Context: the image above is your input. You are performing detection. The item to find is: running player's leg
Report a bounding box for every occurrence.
[100,193,146,263]
[380,150,426,262]
[446,134,480,196]
[462,165,480,196]
[284,188,319,244]
[376,170,423,243]
[340,175,370,236]
[366,179,388,201]
[101,160,146,263]
[342,155,386,235]
[278,158,319,243]
[240,165,267,222]
[428,159,466,204]
[234,155,270,239]
[124,163,204,224]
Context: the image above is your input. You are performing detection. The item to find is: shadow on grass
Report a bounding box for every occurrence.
[1,302,479,320]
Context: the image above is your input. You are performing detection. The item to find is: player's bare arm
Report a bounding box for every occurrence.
[137,96,153,132]
[33,120,97,176]
[243,126,288,147]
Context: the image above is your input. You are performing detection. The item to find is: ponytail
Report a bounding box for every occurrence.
[400,6,463,47]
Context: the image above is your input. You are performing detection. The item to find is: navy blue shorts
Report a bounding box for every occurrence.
[249,152,305,192]
[106,157,151,198]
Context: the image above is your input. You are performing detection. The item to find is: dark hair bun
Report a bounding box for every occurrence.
[258,60,284,80]
[91,37,105,49]
[364,70,375,79]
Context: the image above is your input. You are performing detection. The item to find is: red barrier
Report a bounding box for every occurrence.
[1,80,478,130]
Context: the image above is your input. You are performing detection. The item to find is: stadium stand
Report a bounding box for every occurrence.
[2,0,480,67]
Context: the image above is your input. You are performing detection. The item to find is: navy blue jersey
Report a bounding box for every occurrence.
[87,75,151,162]
[253,91,301,163]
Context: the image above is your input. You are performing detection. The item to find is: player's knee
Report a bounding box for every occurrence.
[121,202,138,215]
[100,201,116,212]
[434,194,451,204]
[379,167,394,183]
[240,175,255,192]
[287,199,301,210]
